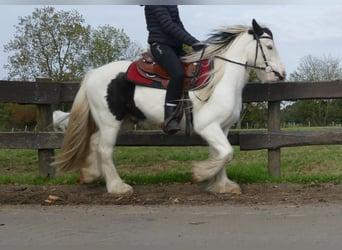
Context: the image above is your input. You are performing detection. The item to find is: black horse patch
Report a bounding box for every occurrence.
[106,73,146,121]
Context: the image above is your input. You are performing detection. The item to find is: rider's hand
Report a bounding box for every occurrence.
[192,43,206,52]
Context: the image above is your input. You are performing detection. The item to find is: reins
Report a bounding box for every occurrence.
[214,55,268,71]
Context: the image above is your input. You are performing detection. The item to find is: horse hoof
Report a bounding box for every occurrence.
[192,159,226,183]
[192,173,207,183]
[107,182,134,196]
[192,168,218,183]
[118,189,134,197]
[229,187,242,195]
[206,182,242,195]
[192,166,213,183]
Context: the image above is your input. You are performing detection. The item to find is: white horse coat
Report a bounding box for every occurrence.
[53,110,70,132]
[54,20,286,195]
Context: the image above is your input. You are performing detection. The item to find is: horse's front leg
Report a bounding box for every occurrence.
[192,123,233,183]
[206,166,241,194]
[205,124,241,194]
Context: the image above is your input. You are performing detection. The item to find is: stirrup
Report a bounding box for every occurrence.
[162,118,181,135]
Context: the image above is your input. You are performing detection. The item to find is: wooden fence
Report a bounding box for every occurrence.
[1,78,342,178]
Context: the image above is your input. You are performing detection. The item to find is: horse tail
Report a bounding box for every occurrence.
[53,74,97,172]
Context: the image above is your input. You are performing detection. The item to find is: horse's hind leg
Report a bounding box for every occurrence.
[87,92,134,195]
[97,117,133,196]
[78,131,102,183]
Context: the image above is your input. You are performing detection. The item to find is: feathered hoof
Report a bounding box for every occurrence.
[78,168,101,184]
[207,181,242,195]
[192,158,227,183]
[107,182,134,196]
[192,172,212,183]
[116,188,134,197]
[228,187,242,195]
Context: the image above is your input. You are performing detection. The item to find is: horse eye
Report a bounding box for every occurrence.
[267,45,273,50]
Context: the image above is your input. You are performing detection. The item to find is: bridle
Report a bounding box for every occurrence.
[213,28,276,74]
[193,26,282,103]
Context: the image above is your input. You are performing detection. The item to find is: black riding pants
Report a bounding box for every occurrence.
[150,43,184,105]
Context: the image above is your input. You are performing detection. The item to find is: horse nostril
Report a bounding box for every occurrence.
[274,71,282,80]
[275,70,286,81]
[280,71,286,80]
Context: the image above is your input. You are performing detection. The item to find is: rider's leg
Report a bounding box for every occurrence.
[150,43,184,134]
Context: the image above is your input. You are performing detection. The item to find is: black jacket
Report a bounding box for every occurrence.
[144,5,198,48]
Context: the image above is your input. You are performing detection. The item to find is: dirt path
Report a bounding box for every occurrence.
[1,182,342,206]
[1,203,342,250]
[2,183,342,250]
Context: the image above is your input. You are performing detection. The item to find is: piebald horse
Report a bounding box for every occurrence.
[54,19,286,195]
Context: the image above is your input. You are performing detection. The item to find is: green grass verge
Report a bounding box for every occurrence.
[0,145,341,185]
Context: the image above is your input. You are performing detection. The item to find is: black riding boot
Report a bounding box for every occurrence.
[163,105,181,135]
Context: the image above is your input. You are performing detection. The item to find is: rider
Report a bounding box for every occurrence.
[144,5,200,134]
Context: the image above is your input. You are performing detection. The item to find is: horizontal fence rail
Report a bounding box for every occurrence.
[1,80,342,104]
[1,79,342,177]
[239,130,342,150]
[1,130,342,150]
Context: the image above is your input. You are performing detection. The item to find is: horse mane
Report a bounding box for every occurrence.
[183,25,250,104]
[183,25,250,62]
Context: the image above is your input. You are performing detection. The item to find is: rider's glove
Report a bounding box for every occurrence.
[192,43,206,52]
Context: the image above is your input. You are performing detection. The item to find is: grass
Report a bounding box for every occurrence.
[0,144,341,185]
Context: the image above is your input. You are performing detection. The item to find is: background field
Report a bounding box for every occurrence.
[0,145,341,185]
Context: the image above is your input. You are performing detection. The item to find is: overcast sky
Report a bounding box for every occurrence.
[1,1,342,79]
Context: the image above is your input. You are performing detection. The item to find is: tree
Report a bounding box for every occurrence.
[4,6,91,81]
[283,55,342,126]
[87,25,144,68]
[239,102,268,129]
[121,40,146,61]
[4,7,145,81]
[289,55,342,81]
[2,6,144,130]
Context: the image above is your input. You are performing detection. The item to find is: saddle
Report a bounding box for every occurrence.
[125,52,212,135]
[126,52,212,90]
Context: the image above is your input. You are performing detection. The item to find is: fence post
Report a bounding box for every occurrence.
[267,101,281,177]
[36,77,56,178]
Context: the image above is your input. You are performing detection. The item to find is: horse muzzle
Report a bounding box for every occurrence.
[273,70,286,81]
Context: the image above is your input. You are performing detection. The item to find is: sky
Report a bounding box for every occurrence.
[1,1,342,80]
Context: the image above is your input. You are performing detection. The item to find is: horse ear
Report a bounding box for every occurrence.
[252,19,264,37]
